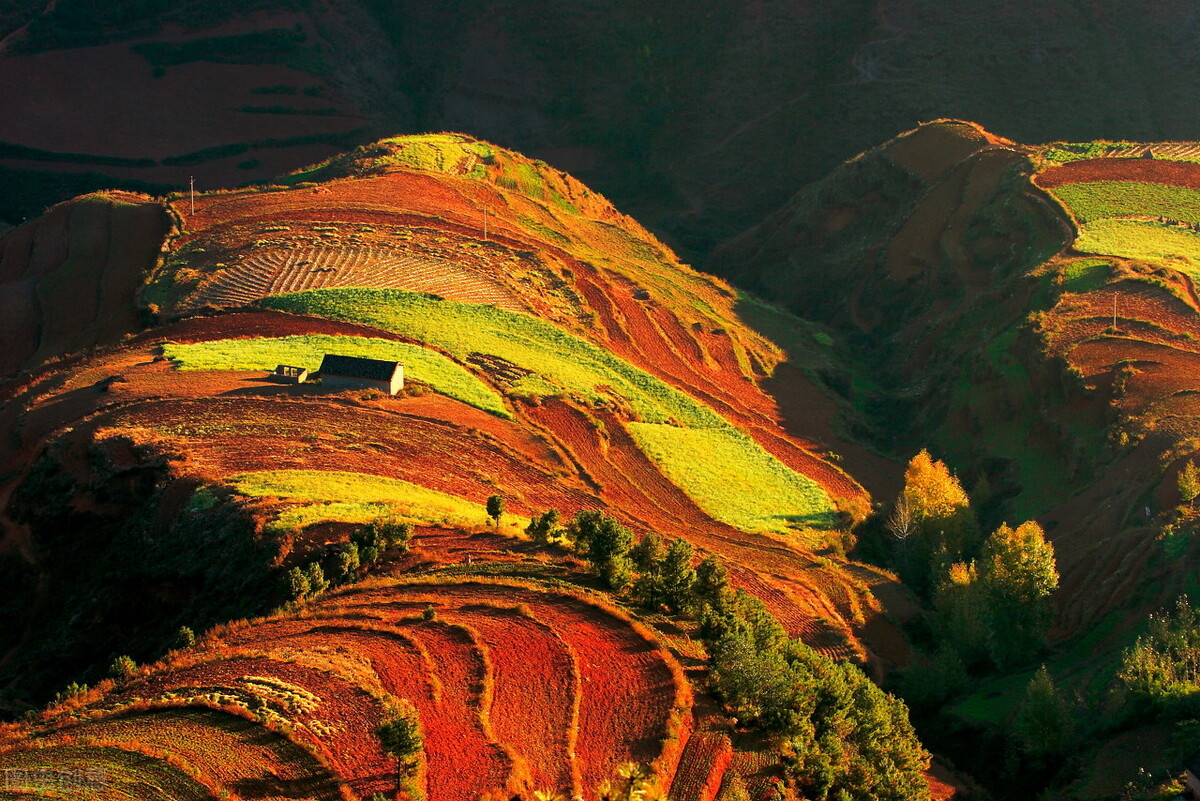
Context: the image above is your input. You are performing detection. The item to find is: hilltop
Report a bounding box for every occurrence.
[710,119,1200,798]
[9,119,1200,799]
[0,133,921,800]
[5,0,1200,260]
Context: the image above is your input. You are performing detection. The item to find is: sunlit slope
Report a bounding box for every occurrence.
[710,119,1200,635]
[0,576,691,801]
[0,133,909,798]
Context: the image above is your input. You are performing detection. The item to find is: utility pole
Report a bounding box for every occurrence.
[189,176,195,216]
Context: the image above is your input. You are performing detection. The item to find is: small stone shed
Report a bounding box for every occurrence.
[269,364,309,384]
[318,354,405,395]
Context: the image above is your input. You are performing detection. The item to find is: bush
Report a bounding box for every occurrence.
[108,655,138,681]
[525,509,560,545]
[175,626,196,649]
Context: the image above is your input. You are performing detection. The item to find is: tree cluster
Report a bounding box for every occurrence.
[1118,595,1200,719]
[284,518,413,602]
[522,508,929,799]
[932,520,1059,671]
[697,559,930,801]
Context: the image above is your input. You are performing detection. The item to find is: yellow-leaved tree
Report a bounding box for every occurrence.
[890,450,978,593]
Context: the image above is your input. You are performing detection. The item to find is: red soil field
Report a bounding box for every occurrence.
[341,580,690,795]
[51,707,342,801]
[0,193,167,378]
[668,730,732,801]
[114,654,392,798]
[1036,157,1200,188]
[226,618,491,801]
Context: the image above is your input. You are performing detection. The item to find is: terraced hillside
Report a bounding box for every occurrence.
[710,120,1200,629]
[708,120,1200,797]
[0,134,928,799]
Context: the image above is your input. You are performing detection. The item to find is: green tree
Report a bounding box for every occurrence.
[1014,665,1072,761]
[175,626,196,649]
[486,494,505,528]
[567,511,634,589]
[336,541,361,582]
[695,555,730,609]
[630,532,665,609]
[661,538,697,614]
[377,700,423,790]
[1179,460,1200,508]
[108,655,137,681]
[286,566,310,600]
[979,521,1059,669]
[932,561,990,668]
[525,509,560,545]
[1118,595,1200,717]
[304,562,329,597]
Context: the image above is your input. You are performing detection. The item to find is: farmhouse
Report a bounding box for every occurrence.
[268,364,309,384]
[319,354,405,395]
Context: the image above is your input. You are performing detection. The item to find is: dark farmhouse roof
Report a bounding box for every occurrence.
[319,354,403,382]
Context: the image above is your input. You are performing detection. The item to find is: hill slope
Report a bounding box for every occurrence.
[0,134,920,799]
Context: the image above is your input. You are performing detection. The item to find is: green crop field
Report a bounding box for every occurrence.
[262,289,840,536]
[1051,181,1200,224]
[1076,219,1200,278]
[628,423,837,536]
[163,334,509,417]
[1061,258,1113,294]
[1041,142,1140,164]
[228,469,503,531]
[261,288,724,428]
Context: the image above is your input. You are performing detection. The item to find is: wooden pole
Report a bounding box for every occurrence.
[1113,293,1117,331]
[482,206,488,242]
[189,176,195,216]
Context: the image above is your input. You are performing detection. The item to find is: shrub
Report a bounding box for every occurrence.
[108,655,138,681]
[286,566,310,600]
[304,562,329,597]
[525,509,560,544]
[175,626,196,649]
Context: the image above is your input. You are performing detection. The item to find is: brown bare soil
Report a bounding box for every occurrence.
[1037,157,1200,188]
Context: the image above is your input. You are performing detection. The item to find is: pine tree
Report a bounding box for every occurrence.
[661,538,697,614]
[1014,665,1072,760]
[630,532,665,609]
[377,700,423,790]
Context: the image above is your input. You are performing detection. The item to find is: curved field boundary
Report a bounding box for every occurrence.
[1048,182,1200,225]
[335,578,692,795]
[669,730,732,801]
[1037,158,1200,189]
[47,707,341,801]
[437,606,579,795]
[260,288,839,534]
[104,396,596,520]
[229,616,513,801]
[0,743,216,801]
[113,654,391,798]
[189,245,524,313]
[163,334,509,417]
